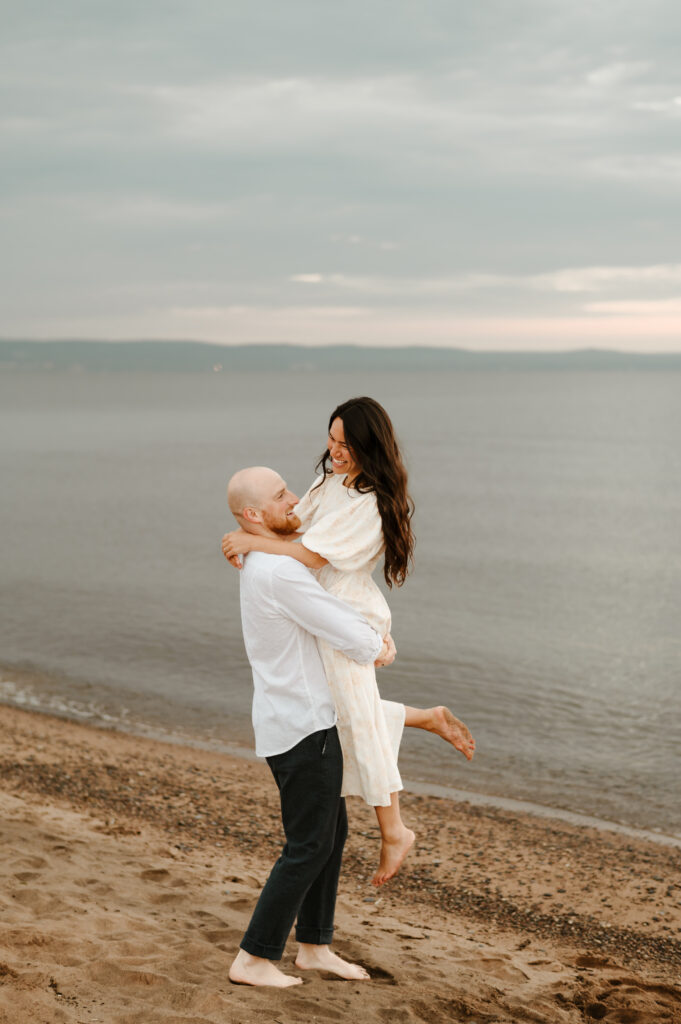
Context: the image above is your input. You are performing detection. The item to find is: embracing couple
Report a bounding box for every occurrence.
[221,396,475,987]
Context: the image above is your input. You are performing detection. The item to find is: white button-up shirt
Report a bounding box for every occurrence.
[239,551,383,757]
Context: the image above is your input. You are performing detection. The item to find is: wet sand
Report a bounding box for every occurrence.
[1,704,680,1024]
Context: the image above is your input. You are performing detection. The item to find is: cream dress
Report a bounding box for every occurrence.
[294,474,406,807]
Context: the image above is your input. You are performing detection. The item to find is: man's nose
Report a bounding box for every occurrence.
[288,491,299,504]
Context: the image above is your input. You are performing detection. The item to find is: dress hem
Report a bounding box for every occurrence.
[340,782,404,808]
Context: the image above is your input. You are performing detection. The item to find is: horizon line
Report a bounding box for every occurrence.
[3,338,681,357]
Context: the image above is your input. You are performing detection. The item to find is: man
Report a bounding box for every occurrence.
[223,466,394,988]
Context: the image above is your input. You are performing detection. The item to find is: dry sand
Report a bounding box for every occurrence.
[0,703,679,1024]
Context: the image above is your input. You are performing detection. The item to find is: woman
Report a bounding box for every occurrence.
[222,397,475,885]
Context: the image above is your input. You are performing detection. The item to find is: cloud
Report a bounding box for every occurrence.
[89,195,238,225]
[586,62,650,88]
[284,264,681,298]
[529,264,681,293]
[632,97,681,114]
[169,304,368,321]
[585,154,681,183]
[584,298,681,315]
[123,75,437,152]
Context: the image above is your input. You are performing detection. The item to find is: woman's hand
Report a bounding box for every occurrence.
[221,529,255,569]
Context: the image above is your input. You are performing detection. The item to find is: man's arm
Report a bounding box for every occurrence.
[270,558,384,665]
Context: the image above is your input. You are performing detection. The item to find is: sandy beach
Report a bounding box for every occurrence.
[1,704,679,1024]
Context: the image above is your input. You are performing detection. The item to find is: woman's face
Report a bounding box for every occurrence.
[327,417,361,482]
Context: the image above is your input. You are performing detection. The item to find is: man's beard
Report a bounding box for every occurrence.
[262,509,301,536]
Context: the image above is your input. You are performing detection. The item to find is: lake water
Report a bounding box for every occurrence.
[1,368,679,834]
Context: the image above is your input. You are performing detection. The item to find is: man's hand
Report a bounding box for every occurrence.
[375,632,396,668]
[221,528,254,570]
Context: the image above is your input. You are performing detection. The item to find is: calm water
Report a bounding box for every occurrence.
[1,369,679,833]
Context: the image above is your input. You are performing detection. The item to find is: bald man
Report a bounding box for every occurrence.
[223,467,393,987]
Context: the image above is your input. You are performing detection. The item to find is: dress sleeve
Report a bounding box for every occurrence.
[301,489,384,571]
[293,476,324,532]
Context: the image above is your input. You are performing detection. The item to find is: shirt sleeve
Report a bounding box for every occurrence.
[270,558,383,664]
[301,489,384,571]
[293,476,324,532]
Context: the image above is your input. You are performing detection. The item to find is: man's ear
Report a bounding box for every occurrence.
[242,506,261,525]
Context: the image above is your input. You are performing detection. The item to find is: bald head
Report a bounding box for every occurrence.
[228,466,281,518]
[227,467,300,536]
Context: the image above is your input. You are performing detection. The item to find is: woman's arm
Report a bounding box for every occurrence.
[221,528,328,570]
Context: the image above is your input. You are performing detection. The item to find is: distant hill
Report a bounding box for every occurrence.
[1,339,680,371]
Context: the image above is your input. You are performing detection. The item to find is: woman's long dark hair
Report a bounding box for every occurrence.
[314,396,415,588]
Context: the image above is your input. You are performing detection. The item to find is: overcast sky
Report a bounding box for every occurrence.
[2,1,681,350]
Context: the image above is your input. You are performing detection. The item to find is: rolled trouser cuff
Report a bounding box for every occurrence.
[295,925,334,945]
[240,934,286,961]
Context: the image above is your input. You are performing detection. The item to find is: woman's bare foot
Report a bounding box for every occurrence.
[372,827,415,886]
[295,944,369,980]
[427,706,475,760]
[228,948,302,987]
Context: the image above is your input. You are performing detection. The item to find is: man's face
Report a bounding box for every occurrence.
[259,476,300,535]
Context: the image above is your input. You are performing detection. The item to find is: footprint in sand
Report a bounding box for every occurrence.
[90,963,167,989]
[10,890,64,914]
[13,871,40,883]
[190,909,251,933]
[456,955,530,982]
[203,927,243,949]
[576,954,617,970]
[276,993,344,1021]
[584,1003,608,1020]
[528,959,565,973]
[363,964,397,985]
[18,855,47,870]
[10,932,48,949]
[227,874,261,887]
[222,897,252,912]
[605,976,681,1001]
[575,972,681,1024]
[140,868,171,881]
[149,892,186,905]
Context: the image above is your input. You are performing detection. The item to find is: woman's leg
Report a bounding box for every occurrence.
[404,705,476,761]
[372,792,415,886]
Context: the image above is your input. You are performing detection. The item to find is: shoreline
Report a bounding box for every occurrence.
[3,683,680,849]
[1,703,680,1023]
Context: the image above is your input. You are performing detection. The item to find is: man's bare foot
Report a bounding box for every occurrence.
[372,827,415,886]
[428,706,475,760]
[228,948,302,987]
[295,944,369,980]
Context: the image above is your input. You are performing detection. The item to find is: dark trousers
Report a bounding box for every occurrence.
[240,726,347,961]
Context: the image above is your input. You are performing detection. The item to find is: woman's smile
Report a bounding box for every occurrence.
[327,417,360,482]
